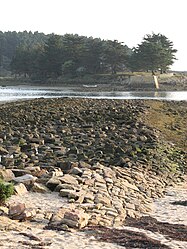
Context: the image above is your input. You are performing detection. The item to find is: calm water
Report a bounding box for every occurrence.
[0,86,187,102]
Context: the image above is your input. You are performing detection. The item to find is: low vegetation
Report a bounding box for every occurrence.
[0,180,14,205]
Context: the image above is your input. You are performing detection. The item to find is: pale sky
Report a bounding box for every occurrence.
[1,0,187,71]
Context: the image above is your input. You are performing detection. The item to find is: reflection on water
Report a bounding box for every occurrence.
[0,87,187,101]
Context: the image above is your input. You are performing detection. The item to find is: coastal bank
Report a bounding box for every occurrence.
[0,98,186,248]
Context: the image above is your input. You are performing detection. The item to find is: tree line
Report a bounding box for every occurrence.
[0,31,177,79]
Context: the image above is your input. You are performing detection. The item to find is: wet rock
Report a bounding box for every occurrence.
[56,161,74,173]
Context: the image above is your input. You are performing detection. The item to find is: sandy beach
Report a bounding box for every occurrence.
[0,180,186,249]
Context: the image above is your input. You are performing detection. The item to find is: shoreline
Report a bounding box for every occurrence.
[1,73,187,92]
[0,98,186,248]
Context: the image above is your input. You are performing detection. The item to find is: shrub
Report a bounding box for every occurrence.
[0,180,14,205]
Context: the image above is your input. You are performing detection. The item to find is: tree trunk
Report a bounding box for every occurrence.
[151,70,155,75]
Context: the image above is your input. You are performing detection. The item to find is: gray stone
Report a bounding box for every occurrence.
[46,177,61,191]
[69,167,83,176]
[13,174,37,188]
[55,183,75,192]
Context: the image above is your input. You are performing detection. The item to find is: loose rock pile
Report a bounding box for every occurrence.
[0,98,186,228]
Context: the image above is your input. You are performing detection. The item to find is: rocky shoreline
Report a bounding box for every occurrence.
[0,98,186,247]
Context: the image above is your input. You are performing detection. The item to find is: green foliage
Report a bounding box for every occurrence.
[62,60,76,76]
[42,34,63,78]
[0,180,14,205]
[102,40,131,74]
[0,31,47,75]
[128,33,177,74]
[1,31,132,78]
[0,30,178,79]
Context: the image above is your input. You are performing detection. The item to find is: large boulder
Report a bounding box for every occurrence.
[48,208,90,229]
[62,209,90,228]
[8,203,36,221]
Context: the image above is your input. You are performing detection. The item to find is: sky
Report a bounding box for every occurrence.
[1,0,187,71]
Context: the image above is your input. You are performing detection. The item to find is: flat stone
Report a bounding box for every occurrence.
[0,147,9,155]
[121,180,139,191]
[59,189,76,197]
[69,167,83,176]
[55,183,76,192]
[125,202,136,210]
[105,177,114,184]
[13,174,37,188]
[94,194,111,207]
[62,209,90,228]
[14,183,28,195]
[60,174,79,185]
[31,182,51,193]
[51,168,63,177]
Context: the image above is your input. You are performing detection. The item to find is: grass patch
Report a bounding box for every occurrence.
[143,101,187,152]
[0,180,14,205]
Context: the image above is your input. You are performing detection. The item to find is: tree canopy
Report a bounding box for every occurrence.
[9,32,132,78]
[0,31,177,79]
[128,33,177,74]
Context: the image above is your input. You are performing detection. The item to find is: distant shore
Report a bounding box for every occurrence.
[0,73,187,91]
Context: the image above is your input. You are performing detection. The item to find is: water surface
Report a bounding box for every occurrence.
[0,86,187,102]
